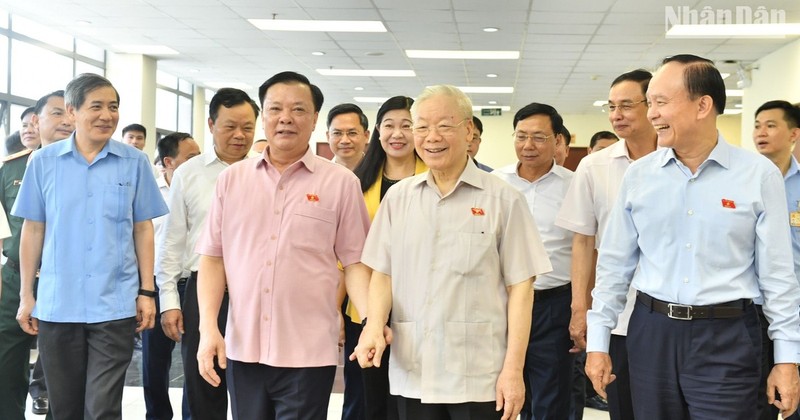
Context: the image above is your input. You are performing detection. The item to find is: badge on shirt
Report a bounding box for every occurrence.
[12,179,21,186]
[471,207,485,216]
[721,199,736,209]
[306,193,320,202]
[791,201,800,227]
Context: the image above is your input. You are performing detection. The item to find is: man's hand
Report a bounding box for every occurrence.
[585,352,616,399]
[161,309,184,342]
[135,296,156,332]
[767,363,800,418]
[16,295,38,335]
[569,307,588,351]
[197,328,226,387]
[495,367,525,420]
[350,324,392,368]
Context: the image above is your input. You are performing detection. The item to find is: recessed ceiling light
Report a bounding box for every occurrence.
[593,100,608,106]
[726,89,744,97]
[488,101,497,105]
[113,45,179,55]
[406,50,519,60]
[365,52,384,57]
[354,87,364,91]
[456,86,513,94]
[473,105,510,111]
[354,97,390,103]
[189,68,200,73]
[734,103,743,108]
[486,73,498,78]
[483,27,499,33]
[317,69,416,77]
[249,19,387,32]
[312,51,325,56]
[666,23,800,39]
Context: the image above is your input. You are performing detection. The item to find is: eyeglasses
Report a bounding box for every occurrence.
[412,118,468,137]
[330,130,363,139]
[601,99,647,113]
[513,132,555,143]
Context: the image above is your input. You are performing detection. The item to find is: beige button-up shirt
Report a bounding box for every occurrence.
[362,161,552,403]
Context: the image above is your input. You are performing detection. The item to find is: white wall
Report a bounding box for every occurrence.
[105,53,157,156]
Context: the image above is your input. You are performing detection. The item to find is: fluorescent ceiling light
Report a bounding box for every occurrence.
[406,50,519,59]
[483,27,499,32]
[317,69,415,77]
[114,45,178,55]
[724,109,743,115]
[726,89,744,97]
[472,105,511,111]
[593,100,608,106]
[204,81,252,90]
[249,19,386,32]
[312,51,325,56]
[354,97,390,103]
[486,73,498,78]
[666,24,800,39]
[456,86,513,94]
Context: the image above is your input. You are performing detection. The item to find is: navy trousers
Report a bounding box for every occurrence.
[520,286,574,420]
[342,306,366,420]
[607,334,634,420]
[627,299,761,420]
[396,397,501,420]
[143,281,190,419]
[226,360,335,420]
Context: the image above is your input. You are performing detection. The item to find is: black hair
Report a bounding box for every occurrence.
[513,103,565,137]
[327,103,368,130]
[5,131,24,155]
[611,69,653,97]
[157,131,193,166]
[209,88,259,123]
[258,71,324,112]
[661,54,726,115]
[560,125,572,146]
[21,106,35,121]
[65,73,119,109]
[33,90,65,115]
[472,115,483,134]
[353,96,415,193]
[122,123,147,137]
[755,100,800,129]
[589,130,619,149]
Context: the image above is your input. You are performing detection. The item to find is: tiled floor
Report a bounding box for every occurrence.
[25,347,610,419]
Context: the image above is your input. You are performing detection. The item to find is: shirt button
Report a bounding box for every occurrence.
[687,209,694,216]
[88,192,93,197]
[685,243,692,249]
[88,219,94,224]
[263,315,269,321]
[689,178,695,183]
[274,209,280,215]
[270,234,277,240]
[266,261,272,266]
[278,185,284,191]
[683,277,689,283]
[87,246,92,251]
[264,288,270,293]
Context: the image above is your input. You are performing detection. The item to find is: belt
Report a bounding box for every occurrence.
[534,283,571,301]
[637,292,751,321]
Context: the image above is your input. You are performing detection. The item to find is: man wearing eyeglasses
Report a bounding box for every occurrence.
[493,103,575,420]
[555,69,657,420]
[327,103,370,172]
[353,85,552,420]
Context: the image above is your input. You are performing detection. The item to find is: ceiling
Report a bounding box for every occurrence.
[2,0,799,114]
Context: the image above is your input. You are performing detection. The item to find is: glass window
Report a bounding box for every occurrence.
[0,35,7,93]
[9,103,26,134]
[75,39,104,62]
[178,96,192,133]
[156,70,177,90]
[0,9,8,29]
[75,60,104,77]
[12,15,72,51]
[178,79,192,95]
[10,40,72,99]
[156,88,177,131]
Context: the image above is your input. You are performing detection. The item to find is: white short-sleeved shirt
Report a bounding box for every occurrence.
[362,161,552,404]
[555,139,636,335]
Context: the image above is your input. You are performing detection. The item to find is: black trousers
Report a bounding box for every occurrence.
[396,397,500,420]
[607,334,634,420]
[342,306,366,420]
[182,273,229,420]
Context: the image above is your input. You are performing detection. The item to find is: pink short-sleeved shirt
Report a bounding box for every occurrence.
[196,147,370,367]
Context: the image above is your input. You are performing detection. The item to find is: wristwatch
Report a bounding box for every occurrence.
[138,288,157,298]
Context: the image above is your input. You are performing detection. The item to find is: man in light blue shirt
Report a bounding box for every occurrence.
[493,102,574,420]
[753,100,800,420]
[13,73,168,419]
[586,55,800,419]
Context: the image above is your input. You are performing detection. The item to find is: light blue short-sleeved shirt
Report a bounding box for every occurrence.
[12,135,168,323]
[785,156,800,283]
[587,136,800,363]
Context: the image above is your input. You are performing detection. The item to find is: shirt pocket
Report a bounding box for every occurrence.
[453,232,496,277]
[444,321,495,376]
[391,321,419,371]
[290,205,336,253]
[103,184,129,222]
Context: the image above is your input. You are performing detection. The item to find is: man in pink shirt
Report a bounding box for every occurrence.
[195,71,371,420]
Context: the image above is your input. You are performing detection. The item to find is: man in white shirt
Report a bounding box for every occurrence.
[156,88,258,418]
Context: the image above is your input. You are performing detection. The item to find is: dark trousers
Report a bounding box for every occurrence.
[607,334,634,420]
[182,273,229,420]
[627,299,761,420]
[362,343,398,420]
[38,317,136,420]
[755,305,779,420]
[0,264,36,420]
[226,360,335,420]
[568,352,585,420]
[143,280,191,419]
[342,306,366,420]
[29,355,47,400]
[521,286,574,420]
[396,397,501,420]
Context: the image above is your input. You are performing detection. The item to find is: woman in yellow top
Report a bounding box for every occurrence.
[350,96,426,420]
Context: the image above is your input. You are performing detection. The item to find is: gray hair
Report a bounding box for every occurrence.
[411,85,473,121]
[65,73,119,109]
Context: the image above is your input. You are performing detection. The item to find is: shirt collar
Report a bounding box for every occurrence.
[157,173,169,189]
[256,146,316,173]
[412,157,484,192]
[57,134,124,161]
[202,148,259,167]
[787,156,800,180]
[608,138,632,160]
[659,132,729,169]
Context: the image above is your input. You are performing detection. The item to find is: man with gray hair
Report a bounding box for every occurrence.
[13,73,168,419]
[353,85,552,420]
